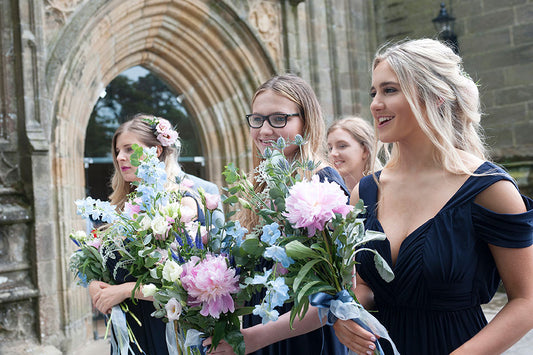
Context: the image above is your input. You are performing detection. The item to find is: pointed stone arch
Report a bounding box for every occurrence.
[48,0,275,186]
[44,0,277,341]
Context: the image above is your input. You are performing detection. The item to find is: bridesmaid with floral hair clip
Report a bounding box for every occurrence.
[89,113,202,355]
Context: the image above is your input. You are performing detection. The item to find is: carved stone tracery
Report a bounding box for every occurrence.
[248,1,282,66]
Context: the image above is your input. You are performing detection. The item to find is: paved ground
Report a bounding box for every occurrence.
[76,292,533,354]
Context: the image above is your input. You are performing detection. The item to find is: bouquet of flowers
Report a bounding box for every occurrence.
[222,136,399,355]
[71,144,264,355]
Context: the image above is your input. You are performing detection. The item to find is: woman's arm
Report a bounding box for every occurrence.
[204,306,326,354]
[451,180,533,354]
[89,280,154,315]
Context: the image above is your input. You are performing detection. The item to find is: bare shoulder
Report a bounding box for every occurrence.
[349,182,360,206]
[475,179,526,214]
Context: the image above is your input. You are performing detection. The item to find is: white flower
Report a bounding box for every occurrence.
[142,283,158,297]
[151,215,169,236]
[162,260,183,282]
[165,298,182,321]
[72,230,87,241]
[139,215,152,231]
[162,202,181,220]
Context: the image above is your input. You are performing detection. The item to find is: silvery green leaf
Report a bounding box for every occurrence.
[353,230,387,248]
[374,253,394,282]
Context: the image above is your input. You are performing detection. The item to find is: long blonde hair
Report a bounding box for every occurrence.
[109,114,183,210]
[239,74,328,230]
[372,38,487,175]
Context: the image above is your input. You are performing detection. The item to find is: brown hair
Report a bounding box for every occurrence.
[109,114,182,210]
[239,74,328,231]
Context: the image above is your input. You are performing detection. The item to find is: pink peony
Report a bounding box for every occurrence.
[204,193,221,210]
[180,254,240,319]
[282,175,353,236]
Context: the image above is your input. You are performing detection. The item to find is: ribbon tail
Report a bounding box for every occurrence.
[166,322,180,355]
[355,308,400,355]
[110,305,134,355]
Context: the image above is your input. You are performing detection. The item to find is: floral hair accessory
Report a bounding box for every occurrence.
[143,116,179,147]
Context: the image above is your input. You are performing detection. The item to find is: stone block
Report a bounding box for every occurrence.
[493,84,533,106]
[483,103,526,128]
[460,28,511,54]
[516,3,533,25]
[464,44,533,72]
[467,9,514,33]
[513,23,533,45]
[514,122,533,146]
[503,62,533,87]
[483,0,527,12]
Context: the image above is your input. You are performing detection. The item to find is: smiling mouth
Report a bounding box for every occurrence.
[378,116,393,125]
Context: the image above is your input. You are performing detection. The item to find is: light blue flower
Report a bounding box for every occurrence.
[266,277,289,308]
[252,303,279,325]
[260,222,281,245]
[75,197,95,219]
[226,221,248,246]
[247,269,273,286]
[96,200,118,223]
[264,245,294,268]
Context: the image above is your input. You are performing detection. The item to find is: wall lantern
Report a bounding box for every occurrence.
[432,2,459,53]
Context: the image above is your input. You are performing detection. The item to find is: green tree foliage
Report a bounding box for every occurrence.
[85,70,199,158]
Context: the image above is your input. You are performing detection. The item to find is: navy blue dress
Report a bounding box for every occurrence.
[243,167,349,355]
[355,162,533,354]
[107,194,206,355]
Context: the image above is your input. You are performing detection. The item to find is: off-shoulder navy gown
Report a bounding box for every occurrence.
[355,162,533,354]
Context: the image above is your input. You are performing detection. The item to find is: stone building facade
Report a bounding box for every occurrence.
[0,0,531,353]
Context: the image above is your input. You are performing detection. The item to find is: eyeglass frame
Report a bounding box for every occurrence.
[245,113,300,128]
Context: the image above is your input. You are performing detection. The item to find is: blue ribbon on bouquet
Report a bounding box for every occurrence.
[309,290,400,355]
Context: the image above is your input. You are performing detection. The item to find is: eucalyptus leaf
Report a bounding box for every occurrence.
[285,240,319,259]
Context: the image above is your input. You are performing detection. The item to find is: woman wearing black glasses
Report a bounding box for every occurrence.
[204,74,349,355]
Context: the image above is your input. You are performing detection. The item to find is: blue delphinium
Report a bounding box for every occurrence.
[260,222,281,245]
[264,245,294,268]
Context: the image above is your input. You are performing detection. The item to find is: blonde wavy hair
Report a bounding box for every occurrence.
[372,38,488,175]
[109,114,183,210]
[239,73,328,230]
[327,116,383,176]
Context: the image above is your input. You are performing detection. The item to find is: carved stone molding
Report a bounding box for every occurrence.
[44,0,86,25]
[248,0,281,66]
[0,152,19,187]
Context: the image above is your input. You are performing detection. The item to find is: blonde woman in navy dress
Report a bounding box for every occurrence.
[333,39,533,354]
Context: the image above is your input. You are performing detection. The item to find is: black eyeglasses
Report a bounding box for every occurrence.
[245,113,300,128]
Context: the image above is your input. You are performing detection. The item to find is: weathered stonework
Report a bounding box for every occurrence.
[0,0,531,353]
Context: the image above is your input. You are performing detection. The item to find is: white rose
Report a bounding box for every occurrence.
[142,283,158,297]
[162,260,183,283]
[139,215,152,231]
[151,215,169,236]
